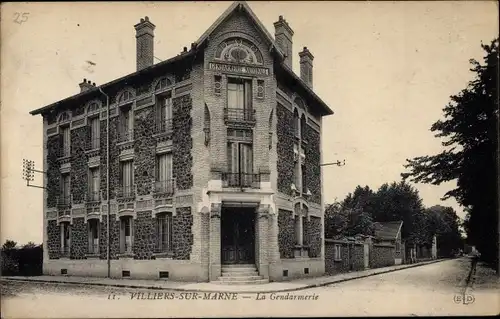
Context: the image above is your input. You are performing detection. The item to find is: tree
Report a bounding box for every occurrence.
[22,242,38,249]
[402,39,499,270]
[2,240,18,250]
[325,201,349,239]
[324,201,375,238]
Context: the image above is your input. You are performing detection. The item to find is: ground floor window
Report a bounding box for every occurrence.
[156,213,173,253]
[60,222,70,256]
[88,219,99,254]
[120,216,133,254]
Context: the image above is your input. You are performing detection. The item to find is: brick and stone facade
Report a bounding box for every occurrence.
[31,1,332,282]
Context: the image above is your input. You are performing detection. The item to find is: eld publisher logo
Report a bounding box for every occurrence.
[454,293,475,305]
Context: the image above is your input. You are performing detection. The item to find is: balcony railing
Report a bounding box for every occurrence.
[152,179,175,196]
[117,185,135,199]
[87,191,100,202]
[155,119,173,135]
[117,129,134,143]
[222,172,261,188]
[224,108,256,123]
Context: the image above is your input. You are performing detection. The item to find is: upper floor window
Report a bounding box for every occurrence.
[87,102,99,114]
[118,105,133,142]
[155,92,172,134]
[226,78,254,122]
[215,38,263,65]
[61,173,71,204]
[155,77,171,91]
[293,109,300,139]
[154,153,173,194]
[118,90,133,104]
[58,111,71,123]
[88,167,100,201]
[88,116,100,150]
[119,160,134,198]
[61,126,71,157]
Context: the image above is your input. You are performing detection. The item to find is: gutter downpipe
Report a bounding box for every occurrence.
[98,87,111,278]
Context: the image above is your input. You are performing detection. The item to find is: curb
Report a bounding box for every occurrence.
[2,259,448,294]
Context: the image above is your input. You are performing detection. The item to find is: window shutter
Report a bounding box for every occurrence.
[120,219,125,253]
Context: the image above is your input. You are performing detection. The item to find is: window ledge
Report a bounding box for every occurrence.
[334,258,342,262]
[85,253,100,259]
[153,252,173,259]
[117,253,135,259]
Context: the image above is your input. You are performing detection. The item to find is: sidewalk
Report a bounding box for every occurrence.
[2,258,446,293]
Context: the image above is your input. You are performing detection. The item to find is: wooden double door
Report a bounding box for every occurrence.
[221,208,255,264]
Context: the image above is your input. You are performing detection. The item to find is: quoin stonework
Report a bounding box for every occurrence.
[30,1,333,283]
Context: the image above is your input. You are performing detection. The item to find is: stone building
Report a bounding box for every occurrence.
[30,1,333,283]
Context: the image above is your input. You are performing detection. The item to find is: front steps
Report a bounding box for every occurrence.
[216,264,269,285]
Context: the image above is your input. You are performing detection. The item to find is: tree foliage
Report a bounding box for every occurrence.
[2,239,18,250]
[401,39,499,266]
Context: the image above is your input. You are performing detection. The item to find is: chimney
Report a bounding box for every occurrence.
[79,79,94,92]
[273,15,294,69]
[299,47,314,88]
[134,16,156,71]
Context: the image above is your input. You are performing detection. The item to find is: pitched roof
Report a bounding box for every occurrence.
[30,1,333,117]
[373,221,403,240]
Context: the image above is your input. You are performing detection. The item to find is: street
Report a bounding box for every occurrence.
[1,258,498,317]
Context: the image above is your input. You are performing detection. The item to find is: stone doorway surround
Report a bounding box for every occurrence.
[208,201,273,282]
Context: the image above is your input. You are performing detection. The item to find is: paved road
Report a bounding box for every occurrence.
[1,258,498,317]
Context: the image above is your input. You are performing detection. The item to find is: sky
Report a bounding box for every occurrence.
[1,1,498,245]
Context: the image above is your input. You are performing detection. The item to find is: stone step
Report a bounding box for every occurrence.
[221,271,259,277]
[215,279,269,285]
[218,275,263,281]
[221,264,256,268]
[221,267,257,273]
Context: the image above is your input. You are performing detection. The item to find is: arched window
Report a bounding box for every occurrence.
[155,77,172,91]
[300,114,307,141]
[87,102,99,113]
[293,109,300,138]
[294,97,305,110]
[118,90,133,104]
[214,38,264,65]
[58,111,71,123]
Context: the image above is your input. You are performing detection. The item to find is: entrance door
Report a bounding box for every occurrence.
[221,208,255,264]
